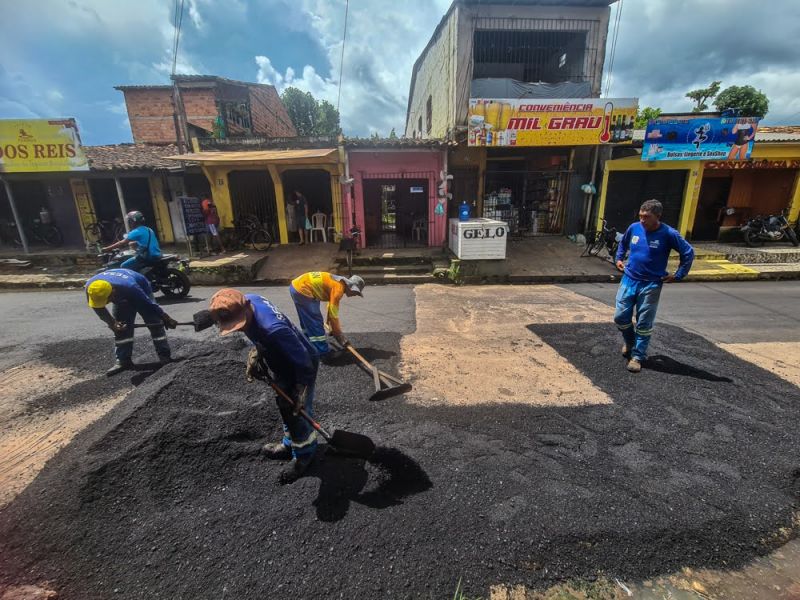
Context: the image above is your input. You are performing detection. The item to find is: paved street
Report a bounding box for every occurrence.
[1,281,799,599]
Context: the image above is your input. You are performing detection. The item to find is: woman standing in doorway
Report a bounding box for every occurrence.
[293,191,309,245]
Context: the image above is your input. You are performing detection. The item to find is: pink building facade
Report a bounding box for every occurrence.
[343,145,448,248]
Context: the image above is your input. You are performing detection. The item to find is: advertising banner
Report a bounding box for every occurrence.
[642,115,760,162]
[467,98,638,147]
[0,118,89,173]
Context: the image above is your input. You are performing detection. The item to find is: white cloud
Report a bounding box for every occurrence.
[253,0,452,136]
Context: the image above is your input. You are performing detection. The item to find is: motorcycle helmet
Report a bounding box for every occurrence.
[126,210,145,228]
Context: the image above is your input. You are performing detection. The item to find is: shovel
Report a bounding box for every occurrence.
[132,310,215,332]
[343,342,412,402]
[254,363,376,459]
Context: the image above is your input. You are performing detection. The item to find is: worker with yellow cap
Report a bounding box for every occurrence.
[85,268,178,375]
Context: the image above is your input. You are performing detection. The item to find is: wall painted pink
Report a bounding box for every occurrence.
[345,149,447,248]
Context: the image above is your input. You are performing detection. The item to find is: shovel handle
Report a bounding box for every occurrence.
[344,343,406,387]
[258,373,334,443]
[132,322,193,328]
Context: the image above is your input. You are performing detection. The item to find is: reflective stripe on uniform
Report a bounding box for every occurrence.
[151,336,167,342]
[309,272,325,300]
[290,430,318,449]
[635,327,653,337]
[616,323,633,330]
[115,338,134,345]
[308,335,327,342]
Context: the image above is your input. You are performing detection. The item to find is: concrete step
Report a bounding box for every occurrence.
[346,263,432,275]
[359,273,440,285]
[335,253,440,267]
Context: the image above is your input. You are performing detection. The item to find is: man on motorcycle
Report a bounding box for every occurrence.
[102,211,162,272]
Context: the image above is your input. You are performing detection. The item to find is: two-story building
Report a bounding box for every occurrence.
[406,0,633,238]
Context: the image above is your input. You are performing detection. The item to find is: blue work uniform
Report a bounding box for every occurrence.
[85,268,170,362]
[242,294,320,459]
[613,222,694,361]
[121,225,162,271]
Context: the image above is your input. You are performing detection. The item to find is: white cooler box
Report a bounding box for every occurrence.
[448,218,509,260]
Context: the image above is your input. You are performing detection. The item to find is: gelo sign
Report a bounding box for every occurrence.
[0,119,89,173]
[463,226,506,239]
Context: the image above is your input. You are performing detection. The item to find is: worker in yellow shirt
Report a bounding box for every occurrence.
[289,271,365,355]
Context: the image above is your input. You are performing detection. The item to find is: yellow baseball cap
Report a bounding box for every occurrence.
[87,279,113,308]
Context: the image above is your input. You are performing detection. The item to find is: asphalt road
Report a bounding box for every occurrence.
[567,280,800,344]
[0,285,417,370]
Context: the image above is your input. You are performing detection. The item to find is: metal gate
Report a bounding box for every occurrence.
[604,170,686,233]
[227,170,278,240]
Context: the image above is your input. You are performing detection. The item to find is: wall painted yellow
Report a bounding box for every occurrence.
[148,176,175,243]
[598,142,800,234]
[197,160,344,245]
[69,178,97,245]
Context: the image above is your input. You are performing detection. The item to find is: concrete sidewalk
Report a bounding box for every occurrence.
[2,237,800,290]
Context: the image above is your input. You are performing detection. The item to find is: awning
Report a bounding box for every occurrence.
[165,148,339,165]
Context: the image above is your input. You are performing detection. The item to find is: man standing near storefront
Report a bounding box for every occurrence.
[201,196,226,254]
[614,199,694,373]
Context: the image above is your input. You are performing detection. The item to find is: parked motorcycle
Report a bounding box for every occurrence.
[740,210,799,247]
[96,250,192,298]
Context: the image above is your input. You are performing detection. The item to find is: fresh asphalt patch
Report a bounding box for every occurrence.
[1,325,799,599]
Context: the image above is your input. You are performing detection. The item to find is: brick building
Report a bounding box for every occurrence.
[116,75,296,145]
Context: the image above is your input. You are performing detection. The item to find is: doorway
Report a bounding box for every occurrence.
[228,170,278,240]
[281,169,333,242]
[363,178,429,248]
[693,176,732,241]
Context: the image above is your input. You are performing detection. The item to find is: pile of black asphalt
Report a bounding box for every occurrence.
[1,323,798,599]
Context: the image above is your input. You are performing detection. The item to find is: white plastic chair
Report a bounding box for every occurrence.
[412,218,427,241]
[310,212,327,242]
[327,213,337,241]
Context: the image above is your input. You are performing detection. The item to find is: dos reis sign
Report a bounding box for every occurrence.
[467,98,638,147]
[0,119,89,173]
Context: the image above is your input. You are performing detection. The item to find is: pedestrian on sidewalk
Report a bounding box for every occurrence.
[209,289,319,484]
[292,191,309,245]
[201,196,226,254]
[289,271,365,358]
[85,268,178,375]
[614,199,694,373]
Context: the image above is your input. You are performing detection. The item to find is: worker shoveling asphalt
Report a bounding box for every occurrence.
[208,288,375,483]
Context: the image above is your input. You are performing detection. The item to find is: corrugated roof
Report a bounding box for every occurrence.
[344,137,453,149]
[84,144,183,171]
[116,75,274,92]
[165,148,339,164]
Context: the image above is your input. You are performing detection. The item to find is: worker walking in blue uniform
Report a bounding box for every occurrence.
[614,199,694,373]
[85,268,178,375]
[209,288,320,484]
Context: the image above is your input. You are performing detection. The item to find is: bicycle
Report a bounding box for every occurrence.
[339,227,361,277]
[85,218,125,246]
[3,219,64,247]
[581,219,620,261]
[219,215,273,252]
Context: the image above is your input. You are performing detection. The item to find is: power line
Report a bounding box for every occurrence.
[171,0,186,75]
[336,0,350,114]
[603,0,624,97]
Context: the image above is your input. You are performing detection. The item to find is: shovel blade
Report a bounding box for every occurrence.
[369,383,412,402]
[330,429,376,459]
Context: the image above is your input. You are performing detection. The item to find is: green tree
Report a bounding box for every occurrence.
[280,87,341,136]
[635,106,662,129]
[388,128,397,139]
[686,80,722,112]
[714,85,769,118]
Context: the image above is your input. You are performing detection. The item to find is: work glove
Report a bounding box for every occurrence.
[162,314,178,329]
[291,384,308,416]
[246,347,268,382]
[110,320,127,333]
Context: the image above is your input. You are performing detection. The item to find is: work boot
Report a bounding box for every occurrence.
[626,358,642,373]
[106,359,133,376]
[263,441,292,460]
[320,349,344,365]
[159,355,172,366]
[621,343,630,357]
[278,454,315,484]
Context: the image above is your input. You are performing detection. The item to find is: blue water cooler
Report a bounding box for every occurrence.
[458,201,471,221]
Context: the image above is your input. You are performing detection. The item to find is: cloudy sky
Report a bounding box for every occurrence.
[1,0,797,145]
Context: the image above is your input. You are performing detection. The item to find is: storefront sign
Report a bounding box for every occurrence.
[0,119,89,173]
[705,159,800,170]
[467,98,638,147]
[642,116,760,162]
